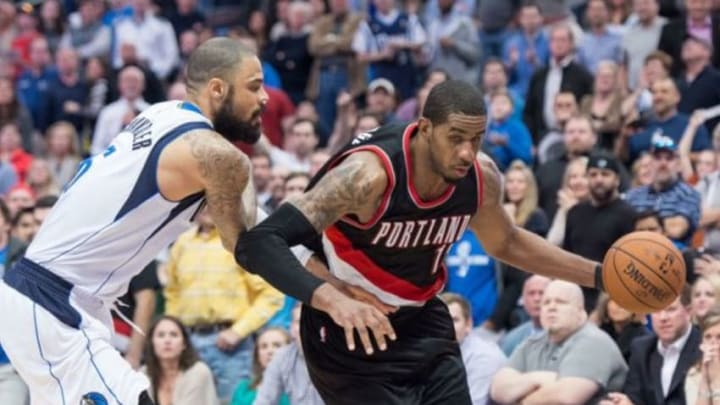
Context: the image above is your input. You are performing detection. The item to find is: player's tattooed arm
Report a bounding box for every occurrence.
[186,130,256,250]
[288,151,388,232]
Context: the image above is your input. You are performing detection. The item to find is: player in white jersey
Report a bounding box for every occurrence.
[0,38,268,405]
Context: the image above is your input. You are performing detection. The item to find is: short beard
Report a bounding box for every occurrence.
[212,86,261,144]
[590,186,615,204]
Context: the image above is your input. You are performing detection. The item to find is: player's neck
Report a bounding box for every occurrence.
[409,135,452,200]
[185,94,214,122]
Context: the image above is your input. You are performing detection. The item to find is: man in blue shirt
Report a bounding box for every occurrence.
[16,37,57,132]
[626,77,711,162]
[503,2,549,97]
[625,135,702,245]
[576,0,624,74]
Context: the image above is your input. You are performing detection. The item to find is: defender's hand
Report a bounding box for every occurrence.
[311,283,397,355]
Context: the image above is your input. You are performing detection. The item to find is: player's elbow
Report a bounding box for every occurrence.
[485,226,521,262]
[235,226,275,274]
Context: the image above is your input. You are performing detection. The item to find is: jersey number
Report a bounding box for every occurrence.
[431,245,451,275]
[64,145,117,192]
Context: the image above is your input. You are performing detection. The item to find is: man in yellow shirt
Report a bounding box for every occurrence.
[164,207,283,402]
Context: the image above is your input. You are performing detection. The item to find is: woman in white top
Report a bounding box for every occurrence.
[143,316,219,405]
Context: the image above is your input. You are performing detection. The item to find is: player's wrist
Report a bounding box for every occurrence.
[594,263,605,292]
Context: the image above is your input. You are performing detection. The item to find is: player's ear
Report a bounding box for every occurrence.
[417,117,432,139]
[207,78,227,102]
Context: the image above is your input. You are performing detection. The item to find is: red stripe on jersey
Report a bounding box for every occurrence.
[402,123,457,209]
[325,225,447,302]
[473,159,484,209]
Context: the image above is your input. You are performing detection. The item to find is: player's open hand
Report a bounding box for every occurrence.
[311,283,397,355]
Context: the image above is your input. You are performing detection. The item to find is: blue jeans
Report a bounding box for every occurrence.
[315,67,349,144]
[190,331,253,402]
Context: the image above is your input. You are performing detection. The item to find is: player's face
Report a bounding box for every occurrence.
[151,319,186,361]
[447,302,471,343]
[257,329,289,369]
[692,278,716,320]
[424,113,484,184]
[213,56,268,144]
[651,297,691,345]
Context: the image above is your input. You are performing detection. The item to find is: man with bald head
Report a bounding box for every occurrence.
[491,280,628,405]
[500,275,550,356]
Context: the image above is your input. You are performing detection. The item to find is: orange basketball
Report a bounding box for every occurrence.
[602,231,686,313]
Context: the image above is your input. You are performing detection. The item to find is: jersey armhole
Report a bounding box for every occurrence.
[325,146,396,230]
[473,159,484,210]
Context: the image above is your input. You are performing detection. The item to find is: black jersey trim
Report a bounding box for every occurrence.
[402,123,457,209]
[324,145,397,230]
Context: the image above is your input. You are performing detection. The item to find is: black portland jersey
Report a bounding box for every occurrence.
[308,122,483,306]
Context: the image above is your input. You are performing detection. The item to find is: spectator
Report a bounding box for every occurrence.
[631,151,655,187]
[593,293,650,362]
[251,151,273,207]
[16,37,57,134]
[112,0,179,81]
[481,59,524,122]
[426,0,481,86]
[622,50,673,124]
[0,199,26,272]
[690,274,720,321]
[352,0,426,100]
[622,0,667,89]
[108,42,166,104]
[11,207,36,244]
[625,135,703,244]
[230,327,291,405]
[441,293,506,405]
[90,65,149,155]
[491,280,628,404]
[32,194,57,226]
[111,262,159,369]
[677,36,720,133]
[327,101,383,155]
[46,47,89,133]
[0,0,16,52]
[60,0,111,61]
[10,6,41,68]
[164,206,283,402]
[165,0,206,41]
[38,0,65,54]
[503,2,550,97]
[537,92,579,164]
[25,159,59,199]
[365,78,399,124]
[684,305,720,404]
[524,23,593,142]
[0,123,32,184]
[143,316,219,405]
[263,165,290,213]
[395,70,448,122]
[603,287,700,405]
[563,152,636,310]
[580,61,626,150]
[623,78,712,162]
[309,149,330,177]
[264,1,314,105]
[44,121,80,188]
[5,184,34,218]
[546,156,591,246]
[499,275,551,357]
[256,118,318,173]
[261,86,295,148]
[307,0,365,135]
[483,91,533,171]
[475,0,519,63]
[658,0,720,76]
[0,77,35,153]
[576,0,625,74]
[254,304,323,405]
[82,56,109,136]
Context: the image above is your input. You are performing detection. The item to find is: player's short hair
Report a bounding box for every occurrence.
[185,37,256,94]
[421,80,485,126]
[440,292,472,321]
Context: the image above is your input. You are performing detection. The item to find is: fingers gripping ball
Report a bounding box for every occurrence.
[602,231,686,313]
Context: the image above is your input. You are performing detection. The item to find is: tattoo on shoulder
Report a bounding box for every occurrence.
[292,157,382,232]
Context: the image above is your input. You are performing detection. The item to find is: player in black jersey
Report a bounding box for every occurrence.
[236,80,604,404]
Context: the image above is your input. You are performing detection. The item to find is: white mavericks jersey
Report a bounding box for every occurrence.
[27,101,213,303]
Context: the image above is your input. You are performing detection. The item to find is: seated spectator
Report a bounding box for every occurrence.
[499,275,551,356]
[5,184,34,218]
[679,110,718,184]
[11,206,35,244]
[536,92,579,165]
[0,77,34,153]
[365,78,399,125]
[490,280,628,404]
[676,36,720,134]
[396,69,448,122]
[625,135,702,245]
[32,195,57,226]
[82,57,109,139]
[546,156,590,246]
[26,159,59,199]
[263,166,290,213]
[684,305,720,404]
[309,149,330,177]
[254,304,323,405]
[621,50,673,124]
[143,316,219,405]
[576,0,624,74]
[593,293,649,362]
[60,0,111,61]
[483,91,533,171]
[441,292,506,405]
[0,123,32,184]
[255,118,319,173]
[481,59,524,122]
[630,152,654,188]
[602,287,700,405]
[231,327,292,405]
[44,121,80,187]
[691,274,720,323]
[580,60,626,150]
[45,47,89,134]
[16,37,56,133]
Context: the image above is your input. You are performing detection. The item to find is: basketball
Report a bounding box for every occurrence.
[602,231,686,313]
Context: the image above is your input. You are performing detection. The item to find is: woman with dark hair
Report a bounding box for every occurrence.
[685,305,720,404]
[0,78,34,153]
[231,327,291,405]
[38,0,66,53]
[593,293,649,361]
[143,316,219,405]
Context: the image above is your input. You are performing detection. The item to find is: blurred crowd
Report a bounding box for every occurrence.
[2,0,720,404]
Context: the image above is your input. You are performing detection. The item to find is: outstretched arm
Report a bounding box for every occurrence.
[235,151,396,354]
[470,155,600,288]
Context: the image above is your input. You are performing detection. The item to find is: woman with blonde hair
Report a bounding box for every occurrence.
[231,327,292,405]
[547,156,590,246]
[685,305,720,404]
[580,61,626,150]
[44,121,81,187]
[691,274,720,323]
[26,159,60,198]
